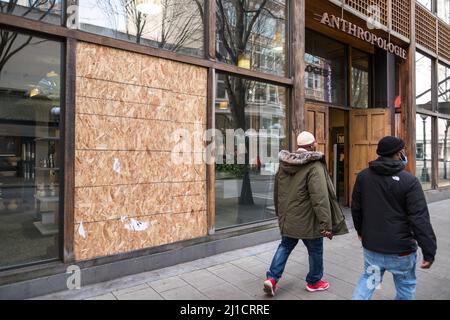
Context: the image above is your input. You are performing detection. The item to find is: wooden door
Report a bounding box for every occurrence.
[349,109,391,200]
[305,103,329,166]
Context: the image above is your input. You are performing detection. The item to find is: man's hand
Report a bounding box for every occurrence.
[420,260,433,269]
[321,230,333,240]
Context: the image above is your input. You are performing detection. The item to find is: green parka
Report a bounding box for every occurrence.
[274,150,349,239]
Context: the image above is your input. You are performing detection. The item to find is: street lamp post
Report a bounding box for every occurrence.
[421,115,431,182]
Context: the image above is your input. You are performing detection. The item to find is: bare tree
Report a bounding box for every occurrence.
[0,1,57,74]
[97,0,203,51]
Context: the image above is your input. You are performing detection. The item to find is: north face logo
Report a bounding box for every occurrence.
[392,176,400,181]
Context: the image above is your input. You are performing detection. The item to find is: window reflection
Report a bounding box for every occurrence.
[216,0,287,76]
[0,0,62,24]
[438,63,450,114]
[352,49,370,109]
[438,118,450,187]
[305,29,347,105]
[416,52,433,111]
[79,0,204,57]
[418,0,433,11]
[438,0,450,24]
[416,114,433,190]
[0,29,61,269]
[215,73,287,229]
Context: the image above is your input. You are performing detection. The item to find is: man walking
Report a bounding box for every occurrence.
[352,136,437,300]
[263,131,349,296]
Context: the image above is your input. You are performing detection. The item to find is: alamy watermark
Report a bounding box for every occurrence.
[66,265,81,290]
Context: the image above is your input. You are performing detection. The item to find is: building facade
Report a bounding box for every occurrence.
[0,0,449,298]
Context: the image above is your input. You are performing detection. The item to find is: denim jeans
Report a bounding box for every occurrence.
[352,248,417,300]
[266,236,324,285]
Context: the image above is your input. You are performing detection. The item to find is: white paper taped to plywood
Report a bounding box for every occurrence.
[113,158,121,174]
[123,217,150,232]
[78,221,86,239]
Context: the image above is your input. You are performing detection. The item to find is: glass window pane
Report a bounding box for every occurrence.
[418,0,433,11]
[214,74,287,229]
[438,63,450,114]
[216,0,287,76]
[416,114,433,190]
[438,118,450,187]
[0,29,61,269]
[438,0,450,23]
[79,0,204,57]
[0,0,62,24]
[416,52,433,111]
[305,29,347,105]
[352,49,370,109]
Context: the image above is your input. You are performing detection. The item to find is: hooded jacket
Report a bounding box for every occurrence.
[351,157,437,262]
[274,150,349,239]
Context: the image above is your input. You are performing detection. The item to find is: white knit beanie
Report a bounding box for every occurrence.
[297,131,316,147]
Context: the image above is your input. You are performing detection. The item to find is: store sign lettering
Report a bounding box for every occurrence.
[305,64,330,77]
[318,12,407,60]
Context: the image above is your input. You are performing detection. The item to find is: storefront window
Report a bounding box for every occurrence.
[79,0,204,57]
[0,29,62,269]
[215,73,287,229]
[438,118,450,187]
[438,63,450,114]
[216,0,287,76]
[352,49,370,109]
[438,0,450,24]
[416,114,433,190]
[0,0,62,24]
[305,29,347,106]
[416,52,433,111]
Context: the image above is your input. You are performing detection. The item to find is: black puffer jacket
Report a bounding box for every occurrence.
[351,157,437,262]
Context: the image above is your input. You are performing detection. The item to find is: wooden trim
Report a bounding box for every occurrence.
[62,37,76,263]
[291,0,306,144]
[205,0,216,60]
[206,68,215,235]
[402,0,417,175]
[213,62,293,86]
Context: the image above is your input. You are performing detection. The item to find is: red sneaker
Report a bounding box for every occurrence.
[263,278,277,297]
[306,280,330,292]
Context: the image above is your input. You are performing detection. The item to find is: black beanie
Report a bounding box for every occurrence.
[376,136,405,156]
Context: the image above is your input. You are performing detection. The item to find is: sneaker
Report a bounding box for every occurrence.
[306,280,330,292]
[263,278,277,297]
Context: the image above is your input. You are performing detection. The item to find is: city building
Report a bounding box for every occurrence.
[0,0,449,298]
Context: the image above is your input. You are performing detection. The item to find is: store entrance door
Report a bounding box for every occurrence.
[349,109,392,202]
[329,108,348,206]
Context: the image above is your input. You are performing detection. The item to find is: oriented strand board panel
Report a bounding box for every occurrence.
[74,42,208,261]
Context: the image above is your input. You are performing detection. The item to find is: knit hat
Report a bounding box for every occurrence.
[297,131,316,147]
[376,136,405,156]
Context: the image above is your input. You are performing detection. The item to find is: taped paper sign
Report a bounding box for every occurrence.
[113,158,121,174]
[78,221,86,239]
[122,217,150,232]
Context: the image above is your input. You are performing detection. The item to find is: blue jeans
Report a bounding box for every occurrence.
[266,236,324,285]
[352,248,417,300]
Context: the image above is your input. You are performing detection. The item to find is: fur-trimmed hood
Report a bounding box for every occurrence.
[278,150,325,174]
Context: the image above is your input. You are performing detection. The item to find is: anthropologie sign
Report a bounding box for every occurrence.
[317,12,407,59]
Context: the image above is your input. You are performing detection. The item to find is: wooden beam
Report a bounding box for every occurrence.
[291,0,306,150]
[205,0,216,60]
[401,0,417,175]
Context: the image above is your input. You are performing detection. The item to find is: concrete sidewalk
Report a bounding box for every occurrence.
[34,199,450,300]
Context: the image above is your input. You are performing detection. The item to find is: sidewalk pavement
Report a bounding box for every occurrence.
[34,199,450,300]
